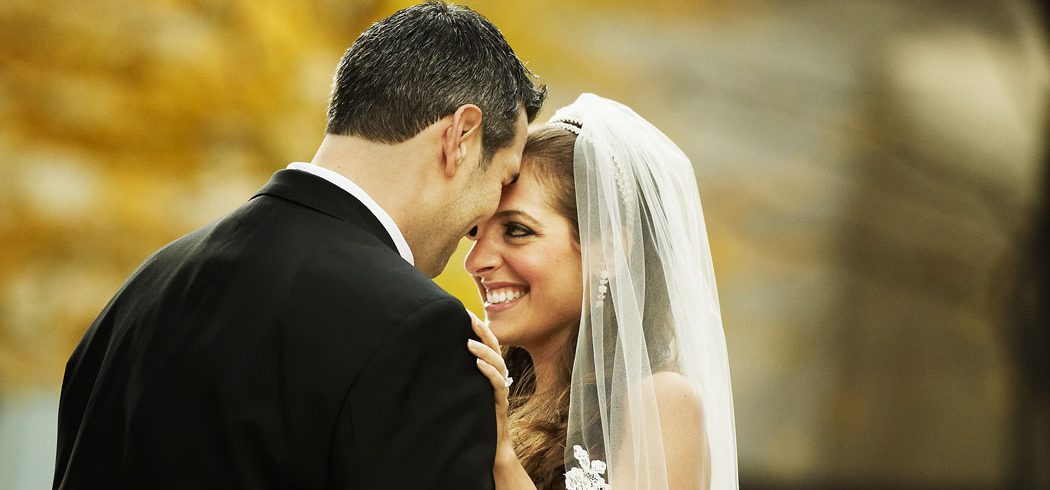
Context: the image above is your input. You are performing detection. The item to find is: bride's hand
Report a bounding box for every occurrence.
[466,311,515,464]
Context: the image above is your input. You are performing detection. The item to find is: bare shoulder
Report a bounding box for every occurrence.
[649,371,706,483]
[651,371,703,417]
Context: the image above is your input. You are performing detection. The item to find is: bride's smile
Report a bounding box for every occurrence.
[481,282,529,311]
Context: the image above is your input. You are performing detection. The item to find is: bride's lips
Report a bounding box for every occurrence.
[480,281,529,313]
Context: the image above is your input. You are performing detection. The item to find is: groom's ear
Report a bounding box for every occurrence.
[441,104,483,178]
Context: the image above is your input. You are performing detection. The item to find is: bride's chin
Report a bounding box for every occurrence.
[488,323,515,345]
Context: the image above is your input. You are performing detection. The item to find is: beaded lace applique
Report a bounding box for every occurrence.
[565,445,610,490]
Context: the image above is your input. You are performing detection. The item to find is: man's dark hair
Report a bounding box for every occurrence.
[326,2,547,162]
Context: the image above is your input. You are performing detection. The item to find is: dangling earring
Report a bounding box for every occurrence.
[593,270,610,308]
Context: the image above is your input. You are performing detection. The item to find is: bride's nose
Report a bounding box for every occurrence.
[464,235,501,276]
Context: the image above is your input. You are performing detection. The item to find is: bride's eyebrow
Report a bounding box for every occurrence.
[493,209,538,225]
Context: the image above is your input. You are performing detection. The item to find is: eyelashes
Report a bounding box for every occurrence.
[504,222,534,238]
[470,222,534,240]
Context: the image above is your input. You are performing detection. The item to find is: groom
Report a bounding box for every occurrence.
[53,3,545,489]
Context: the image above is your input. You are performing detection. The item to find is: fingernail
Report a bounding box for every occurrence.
[468,339,481,348]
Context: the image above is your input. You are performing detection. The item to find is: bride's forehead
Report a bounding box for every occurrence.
[495,182,562,218]
[498,171,547,203]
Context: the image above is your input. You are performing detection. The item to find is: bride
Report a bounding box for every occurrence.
[464,93,738,490]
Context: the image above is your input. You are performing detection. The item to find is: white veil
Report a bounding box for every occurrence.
[551,94,738,490]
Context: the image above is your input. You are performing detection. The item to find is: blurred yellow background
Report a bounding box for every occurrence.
[2,0,1048,488]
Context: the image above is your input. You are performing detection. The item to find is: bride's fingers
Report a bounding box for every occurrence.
[466,311,508,379]
[470,315,501,354]
[468,339,507,378]
[475,358,510,401]
[466,308,484,327]
[467,310,489,339]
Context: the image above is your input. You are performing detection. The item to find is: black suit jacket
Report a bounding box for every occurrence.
[54,169,496,489]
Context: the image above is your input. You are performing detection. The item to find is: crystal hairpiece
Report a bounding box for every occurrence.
[553,116,633,204]
[549,119,582,135]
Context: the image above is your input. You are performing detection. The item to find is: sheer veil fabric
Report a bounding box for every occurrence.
[552,94,738,490]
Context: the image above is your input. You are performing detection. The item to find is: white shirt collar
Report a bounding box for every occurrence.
[286,162,414,265]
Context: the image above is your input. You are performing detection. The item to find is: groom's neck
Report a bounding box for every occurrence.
[309,133,430,235]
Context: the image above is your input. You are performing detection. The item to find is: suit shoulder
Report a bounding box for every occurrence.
[316,239,455,308]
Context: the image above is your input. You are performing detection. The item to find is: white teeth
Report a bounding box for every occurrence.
[485,287,527,305]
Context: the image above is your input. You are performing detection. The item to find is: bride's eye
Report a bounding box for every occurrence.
[504,222,533,238]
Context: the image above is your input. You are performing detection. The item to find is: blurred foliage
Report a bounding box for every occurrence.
[0,0,410,389]
[1,0,350,388]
